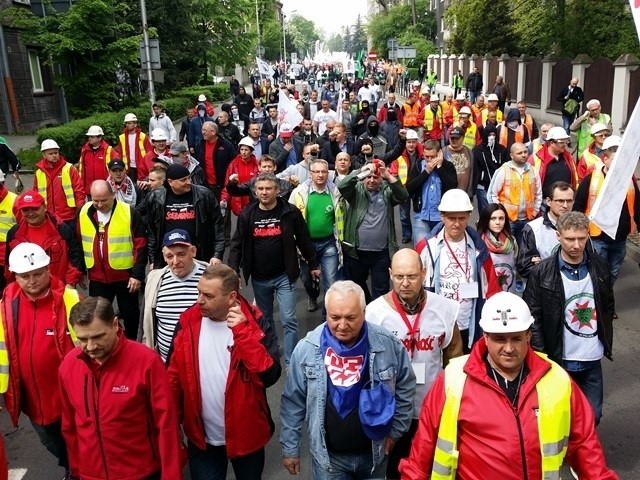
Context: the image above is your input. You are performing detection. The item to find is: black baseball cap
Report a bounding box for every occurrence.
[108,159,126,171]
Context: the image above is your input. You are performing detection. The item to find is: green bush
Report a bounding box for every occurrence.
[17,146,41,171]
[405,67,418,80]
[173,83,230,102]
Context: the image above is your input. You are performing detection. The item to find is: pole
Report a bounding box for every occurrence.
[255,0,261,55]
[282,14,287,72]
[140,0,156,107]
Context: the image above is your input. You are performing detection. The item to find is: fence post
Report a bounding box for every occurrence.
[571,54,593,103]
[498,53,510,79]
[483,53,492,94]
[612,54,640,135]
[541,54,558,111]
[440,54,447,87]
[516,55,528,103]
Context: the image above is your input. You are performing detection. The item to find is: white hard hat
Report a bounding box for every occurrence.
[480,292,534,333]
[602,135,622,150]
[412,80,420,86]
[40,139,60,151]
[459,106,472,115]
[123,113,138,123]
[438,188,473,212]
[590,122,609,136]
[456,93,466,101]
[405,129,419,140]
[198,94,207,102]
[486,93,499,102]
[238,136,255,150]
[8,242,50,274]
[150,128,169,141]
[546,126,570,141]
[86,125,104,136]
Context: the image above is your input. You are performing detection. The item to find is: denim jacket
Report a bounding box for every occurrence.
[280,322,416,471]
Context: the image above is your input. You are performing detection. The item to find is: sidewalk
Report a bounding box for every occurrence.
[3,134,38,153]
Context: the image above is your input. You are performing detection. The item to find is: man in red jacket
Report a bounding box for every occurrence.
[59,296,183,480]
[399,292,618,480]
[1,242,79,479]
[168,264,281,480]
[34,139,85,230]
[78,125,119,196]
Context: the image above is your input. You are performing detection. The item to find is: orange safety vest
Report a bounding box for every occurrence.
[402,103,422,127]
[497,164,537,222]
[498,124,525,148]
[585,167,636,236]
[462,122,478,150]
[577,151,602,181]
[522,114,534,138]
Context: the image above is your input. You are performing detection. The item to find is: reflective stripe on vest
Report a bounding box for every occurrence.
[396,156,409,184]
[424,107,443,131]
[36,163,76,208]
[0,312,8,393]
[497,165,536,222]
[0,192,16,242]
[431,352,572,480]
[585,167,635,236]
[79,202,134,270]
[499,124,524,148]
[62,288,80,344]
[462,123,477,151]
[119,132,148,169]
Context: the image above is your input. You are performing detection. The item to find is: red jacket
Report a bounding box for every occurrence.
[167,296,281,457]
[79,140,119,193]
[221,154,260,215]
[59,332,183,480]
[116,127,153,170]
[529,143,577,190]
[399,339,618,480]
[33,157,85,221]
[79,201,148,283]
[1,278,75,427]
[139,147,171,181]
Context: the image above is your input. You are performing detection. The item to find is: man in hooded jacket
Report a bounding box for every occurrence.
[471,124,509,214]
[496,108,530,153]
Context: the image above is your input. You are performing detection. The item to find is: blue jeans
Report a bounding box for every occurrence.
[475,188,488,216]
[398,199,413,241]
[188,442,264,480]
[510,219,528,247]
[469,90,481,105]
[311,451,387,480]
[563,360,603,425]
[412,215,440,246]
[591,238,626,285]
[251,272,298,365]
[300,238,340,300]
[562,113,575,136]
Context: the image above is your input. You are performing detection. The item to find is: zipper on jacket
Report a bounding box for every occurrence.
[29,309,44,422]
[83,375,90,417]
[92,375,110,479]
[514,409,528,480]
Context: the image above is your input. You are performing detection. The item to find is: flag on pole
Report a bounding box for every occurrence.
[588,0,640,237]
[256,57,275,77]
[336,87,345,122]
[277,89,304,128]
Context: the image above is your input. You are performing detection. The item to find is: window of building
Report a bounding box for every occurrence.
[13,0,31,5]
[28,50,44,92]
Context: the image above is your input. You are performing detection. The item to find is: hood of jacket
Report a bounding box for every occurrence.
[481,124,498,144]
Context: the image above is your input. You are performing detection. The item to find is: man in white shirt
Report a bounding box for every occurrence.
[366,248,462,479]
[313,100,339,136]
[168,264,282,479]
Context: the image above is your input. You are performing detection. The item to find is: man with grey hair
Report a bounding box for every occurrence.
[570,98,612,157]
[523,211,614,425]
[280,280,416,478]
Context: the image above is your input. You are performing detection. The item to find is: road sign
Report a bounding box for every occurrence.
[368,51,377,60]
[394,46,417,60]
[387,38,397,48]
[291,52,298,63]
[139,39,161,69]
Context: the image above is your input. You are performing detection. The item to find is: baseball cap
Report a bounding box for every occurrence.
[15,191,45,210]
[162,229,193,248]
[546,126,570,141]
[108,159,126,171]
[279,123,294,138]
[449,126,465,138]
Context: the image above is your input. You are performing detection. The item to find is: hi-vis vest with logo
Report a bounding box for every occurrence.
[79,202,134,270]
[36,163,76,208]
[585,167,635,237]
[0,192,16,243]
[431,353,571,480]
[119,132,148,169]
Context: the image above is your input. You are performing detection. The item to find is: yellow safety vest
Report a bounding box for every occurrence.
[0,314,8,393]
[482,109,503,126]
[585,167,635,237]
[35,162,76,208]
[118,132,148,169]
[0,191,16,243]
[424,107,443,131]
[577,114,610,157]
[431,352,571,480]
[462,122,478,151]
[79,201,134,270]
[63,287,80,344]
[579,151,601,180]
[396,155,409,185]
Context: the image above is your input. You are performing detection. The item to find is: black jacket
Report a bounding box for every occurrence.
[471,125,509,193]
[195,136,237,189]
[228,197,318,284]
[217,121,241,146]
[138,185,225,267]
[405,158,458,213]
[557,86,584,116]
[522,250,614,365]
[466,72,483,92]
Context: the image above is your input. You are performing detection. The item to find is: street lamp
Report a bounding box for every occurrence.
[282,10,297,71]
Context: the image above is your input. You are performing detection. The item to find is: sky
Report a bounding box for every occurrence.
[280,0,368,37]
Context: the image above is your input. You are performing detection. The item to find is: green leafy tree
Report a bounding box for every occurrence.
[327,33,344,52]
[287,15,320,57]
[350,15,368,54]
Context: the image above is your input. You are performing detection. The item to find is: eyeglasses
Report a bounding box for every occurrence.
[310,170,328,175]
[588,108,600,113]
[551,199,574,204]
[594,133,609,138]
[554,140,568,146]
[391,274,422,283]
